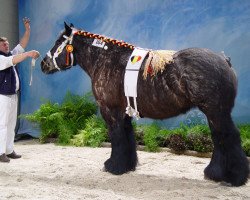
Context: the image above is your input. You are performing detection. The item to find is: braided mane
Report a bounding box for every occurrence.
[75,30,135,50]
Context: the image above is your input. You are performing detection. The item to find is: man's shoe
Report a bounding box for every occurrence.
[7,151,21,159]
[0,154,10,163]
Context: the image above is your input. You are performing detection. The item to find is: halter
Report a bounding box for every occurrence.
[46,28,77,70]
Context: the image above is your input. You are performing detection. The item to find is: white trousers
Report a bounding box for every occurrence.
[0,94,17,155]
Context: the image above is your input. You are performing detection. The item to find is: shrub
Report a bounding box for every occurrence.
[238,124,250,140]
[185,125,213,153]
[188,125,210,135]
[142,122,161,152]
[22,92,98,144]
[186,134,213,153]
[71,115,108,147]
[23,102,62,143]
[157,129,170,147]
[168,134,187,152]
[60,92,98,133]
[167,124,189,138]
[242,139,250,157]
[134,125,145,145]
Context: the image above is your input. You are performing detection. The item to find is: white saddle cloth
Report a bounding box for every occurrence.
[124,48,149,119]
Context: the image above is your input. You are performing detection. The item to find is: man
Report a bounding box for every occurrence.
[0,17,39,163]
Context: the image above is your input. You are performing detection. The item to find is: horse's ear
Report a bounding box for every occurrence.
[70,23,74,28]
[64,22,71,32]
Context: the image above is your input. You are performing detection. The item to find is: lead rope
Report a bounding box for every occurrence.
[29,55,45,86]
[29,58,36,86]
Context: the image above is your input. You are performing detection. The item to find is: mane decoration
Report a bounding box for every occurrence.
[143,50,177,79]
[75,31,135,50]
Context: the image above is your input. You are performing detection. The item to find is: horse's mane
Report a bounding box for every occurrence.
[75,30,176,79]
[75,30,135,50]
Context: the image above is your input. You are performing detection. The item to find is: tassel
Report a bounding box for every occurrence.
[66,51,70,65]
[66,45,73,66]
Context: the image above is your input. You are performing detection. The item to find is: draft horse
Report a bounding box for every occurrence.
[41,22,249,186]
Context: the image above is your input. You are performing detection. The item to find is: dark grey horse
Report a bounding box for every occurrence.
[41,22,249,186]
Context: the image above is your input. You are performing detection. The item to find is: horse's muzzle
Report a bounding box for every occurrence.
[40,56,56,74]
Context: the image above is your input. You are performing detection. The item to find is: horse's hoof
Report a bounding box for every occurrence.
[104,158,125,175]
[204,164,223,182]
[104,158,130,175]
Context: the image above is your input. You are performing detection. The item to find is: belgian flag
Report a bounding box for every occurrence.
[131,56,142,64]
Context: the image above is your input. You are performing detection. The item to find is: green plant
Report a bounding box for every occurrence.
[71,115,108,147]
[168,134,187,152]
[22,92,98,144]
[157,129,170,147]
[23,102,62,143]
[167,124,189,138]
[238,124,250,140]
[142,122,161,152]
[186,134,213,153]
[183,124,213,153]
[242,139,250,157]
[60,91,98,133]
[134,125,145,145]
[188,125,210,135]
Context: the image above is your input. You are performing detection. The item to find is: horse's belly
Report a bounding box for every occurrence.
[136,95,191,119]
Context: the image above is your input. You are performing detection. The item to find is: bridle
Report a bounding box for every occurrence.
[46,28,77,71]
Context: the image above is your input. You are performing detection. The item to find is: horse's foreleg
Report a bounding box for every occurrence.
[204,113,249,186]
[101,108,138,175]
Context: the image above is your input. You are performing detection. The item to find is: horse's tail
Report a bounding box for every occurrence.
[220,51,232,67]
[225,56,232,67]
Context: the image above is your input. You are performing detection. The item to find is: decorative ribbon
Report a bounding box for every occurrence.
[76,31,135,50]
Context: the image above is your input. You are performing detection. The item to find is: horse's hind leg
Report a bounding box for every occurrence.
[101,108,137,175]
[204,111,249,186]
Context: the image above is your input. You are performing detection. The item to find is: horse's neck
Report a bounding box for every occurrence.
[74,36,133,77]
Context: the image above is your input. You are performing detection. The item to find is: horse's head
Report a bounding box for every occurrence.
[41,22,78,74]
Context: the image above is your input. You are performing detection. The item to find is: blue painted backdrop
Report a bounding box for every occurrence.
[18,0,250,137]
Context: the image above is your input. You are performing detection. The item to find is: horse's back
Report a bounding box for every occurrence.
[173,47,237,111]
[137,47,237,118]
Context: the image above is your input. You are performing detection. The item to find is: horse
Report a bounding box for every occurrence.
[41,22,249,186]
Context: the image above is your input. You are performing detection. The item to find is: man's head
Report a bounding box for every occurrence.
[0,37,10,54]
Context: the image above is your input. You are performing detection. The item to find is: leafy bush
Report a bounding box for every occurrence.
[142,122,161,152]
[237,124,250,156]
[134,125,145,145]
[23,102,62,143]
[23,94,250,156]
[186,134,213,153]
[188,125,210,136]
[168,134,187,151]
[71,115,108,147]
[242,139,250,157]
[185,125,213,153]
[157,129,171,147]
[167,124,189,138]
[238,124,250,140]
[22,92,97,144]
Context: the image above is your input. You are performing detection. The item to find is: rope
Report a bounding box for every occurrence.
[29,58,36,86]
[29,55,44,86]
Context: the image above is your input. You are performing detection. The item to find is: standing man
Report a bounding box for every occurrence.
[0,17,39,163]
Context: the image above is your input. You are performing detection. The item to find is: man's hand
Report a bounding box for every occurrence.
[27,50,40,59]
[23,17,30,31]
[12,50,40,65]
[20,17,31,49]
